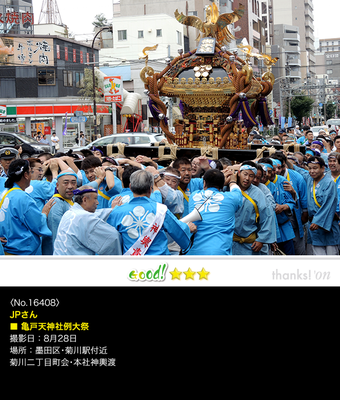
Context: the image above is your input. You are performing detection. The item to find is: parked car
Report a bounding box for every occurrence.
[311,126,328,137]
[326,118,340,127]
[72,132,166,151]
[0,132,52,158]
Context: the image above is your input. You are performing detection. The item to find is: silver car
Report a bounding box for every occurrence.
[72,132,166,151]
[0,131,52,158]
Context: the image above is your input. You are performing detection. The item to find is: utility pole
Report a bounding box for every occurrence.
[285,58,291,118]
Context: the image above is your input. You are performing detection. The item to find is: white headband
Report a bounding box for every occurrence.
[160,172,180,179]
[240,165,257,174]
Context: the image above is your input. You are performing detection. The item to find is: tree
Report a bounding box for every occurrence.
[77,68,104,104]
[325,102,336,120]
[92,14,108,30]
[290,96,314,125]
[64,25,75,39]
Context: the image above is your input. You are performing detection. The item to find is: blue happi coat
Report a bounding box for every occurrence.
[53,203,122,255]
[0,183,52,255]
[232,184,277,255]
[158,184,184,215]
[187,187,242,255]
[0,177,6,194]
[42,196,73,255]
[178,178,204,218]
[257,182,280,246]
[107,196,192,255]
[326,172,340,213]
[294,165,340,246]
[108,187,162,207]
[284,168,308,239]
[25,179,57,211]
[80,169,123,209]
[271,174,297,243]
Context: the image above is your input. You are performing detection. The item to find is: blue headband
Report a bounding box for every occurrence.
[240,165,257,174]
[91,147,103,155]
[57,171,78,180]
[259,163,273,171]
[270,159,282,166]
[307,160,323,166]
[312,140,324,147]
[73,188,97,196]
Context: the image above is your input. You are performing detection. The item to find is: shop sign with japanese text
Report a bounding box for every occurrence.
[0,38,54,66]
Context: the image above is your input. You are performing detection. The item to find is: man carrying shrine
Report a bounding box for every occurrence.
[232,162,276,255]
[54,186,122,255]
[107,169,196,255]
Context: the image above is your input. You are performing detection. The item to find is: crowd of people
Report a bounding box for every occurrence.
[0,123,340,256]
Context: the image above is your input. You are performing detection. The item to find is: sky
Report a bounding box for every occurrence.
[32,0,113,40]
[31,0,339,40]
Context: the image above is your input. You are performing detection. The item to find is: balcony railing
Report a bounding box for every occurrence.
[283,32,300,41]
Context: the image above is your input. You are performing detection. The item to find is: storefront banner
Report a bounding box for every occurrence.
[0,105,6,117]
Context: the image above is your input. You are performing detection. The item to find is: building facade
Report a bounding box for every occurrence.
[233,0,267,77]
[0,0,34,35]
[115,0,212,51]
[0,34,104,149]
[317,38,340,84]
[272,0,316,81]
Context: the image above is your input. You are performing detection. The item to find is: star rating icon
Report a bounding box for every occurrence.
[169,267,210,281]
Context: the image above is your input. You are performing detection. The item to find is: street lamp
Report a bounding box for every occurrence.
[92,26,113,139]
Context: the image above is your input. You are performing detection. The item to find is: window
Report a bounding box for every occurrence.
[112,135,132,145]
[75,72,84,88]
[188,11,197,16]
[95,137,116,146]
[63,70,73,87]
[118,30,127,41]
[326,60,332,65]
[138,30,144,38]
[135,136,150,144]
[327,69,333,74]
[177,30,182,45]
[38,69,55,85]
[156,29,162,37]
[0,134,17,145]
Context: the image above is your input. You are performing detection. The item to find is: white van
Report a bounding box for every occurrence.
[326,118,340,127]
[311,126,328,137]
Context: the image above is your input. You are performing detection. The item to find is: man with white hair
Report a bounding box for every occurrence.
[54,186,122,255]
[107,169,196,255]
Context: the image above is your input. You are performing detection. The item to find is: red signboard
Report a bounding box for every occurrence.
[86,53,89,65]
[73,49,76,62]
[80,51,83,64]
[65,46,68,61]
[56,44,60,59]
[0,12,34,25]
